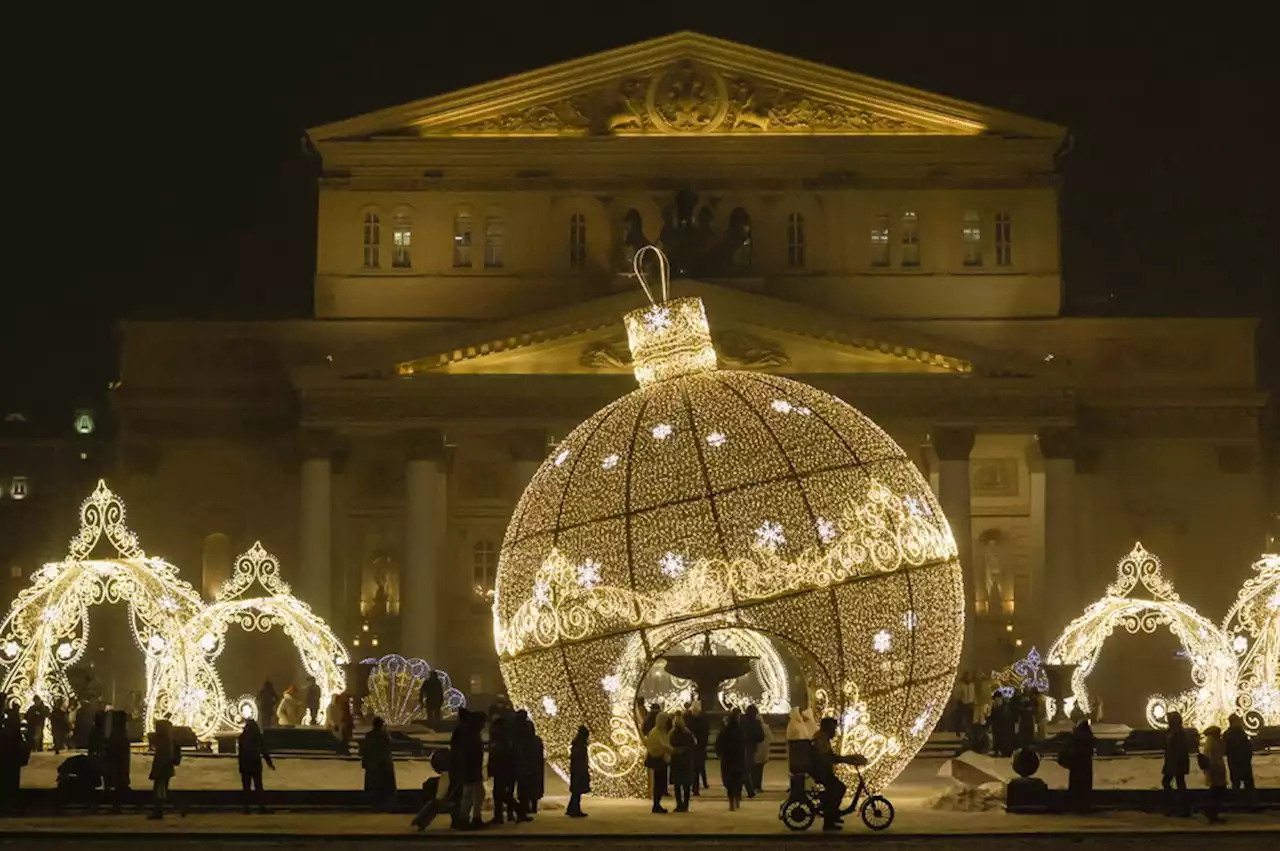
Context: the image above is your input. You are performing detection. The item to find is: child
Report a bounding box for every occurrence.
[412,747,457,832]
[567,725,590,818]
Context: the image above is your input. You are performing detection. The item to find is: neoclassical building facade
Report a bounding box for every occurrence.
[112,33,1267,706]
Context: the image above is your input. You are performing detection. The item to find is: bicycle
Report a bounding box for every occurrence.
[778,754,895,831]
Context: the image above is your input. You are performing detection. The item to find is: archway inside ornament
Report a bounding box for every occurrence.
[1086,627,1187,727]
[638,627,795,715]
[65,601,147,714]
[213,624,302,716]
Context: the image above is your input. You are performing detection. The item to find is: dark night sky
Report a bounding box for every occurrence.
[3,8,1274,411]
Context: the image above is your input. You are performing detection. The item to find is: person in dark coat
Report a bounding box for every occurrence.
[486,715,526,824]
[360,716,397,811]
[50,698,70,754]
[24,697,47,752]
[412,746,458,832]
[420,672,445,727]
[741,705,764,798]
[1161,711,1192,817]
[687,701,710,794]
[1015,688,1037,750]
[641,703,660,736]
[237,718,275,813]
[104,710,132,813]
[715,708,747,810]
[1224,713,1255,806]
[304,677,321,726]
[1,705,31,815]
[256,681,279,730]
[810,716,855,832]
[567,725,590,818]
[1067,719,1095,813]
[85,710,107,813]
[449,709,484,830]
[147,718,181,819]
[990,695,1015,757]
[669,713,697,812]
[514,710,545,815]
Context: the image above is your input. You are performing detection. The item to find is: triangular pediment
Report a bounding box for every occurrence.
[335,282,1048,383]
[309,32,1062,142]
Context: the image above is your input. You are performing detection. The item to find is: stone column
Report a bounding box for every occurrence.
[403,430,448,664]
[933,428,976,666]
[507,429,548,507]
[1038,427,1079,641]
[299,431,333,621]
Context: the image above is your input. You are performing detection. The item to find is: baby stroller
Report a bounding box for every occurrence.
[56,754,102,812]
[778,740,894,831]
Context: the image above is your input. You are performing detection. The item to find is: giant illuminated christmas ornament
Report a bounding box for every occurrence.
[1046,542,1238,731]
[0,481,215,734]
[494,247,964,797]
[182,542,350,734]
[1223,553,1280,733]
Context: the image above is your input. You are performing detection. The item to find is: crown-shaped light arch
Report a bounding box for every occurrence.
[1046,542,1238,731]
[1223,553,1280,734]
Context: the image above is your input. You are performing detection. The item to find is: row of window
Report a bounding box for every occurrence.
[361,209,1014,271]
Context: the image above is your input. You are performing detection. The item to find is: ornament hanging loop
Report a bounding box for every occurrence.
[631,244,670,306]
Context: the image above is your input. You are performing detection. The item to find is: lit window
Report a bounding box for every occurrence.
[472,540,498,601]
[452,211,473,267]
[870,213,890,267]
[569,213,588,272]
[962,210,983,267]
[11,476,28,500]
[484,215,505,268]
[8,565,20,579]
[729,207,752,269]
[786,213,806,268]
[362,212,381,268]
[994,212,1012,266]
[392,210,412,268]
[901,212,920,267]
[469,673,484,695]
[74,410,95,435]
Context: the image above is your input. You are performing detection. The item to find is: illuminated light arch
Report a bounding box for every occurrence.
[494,249,965,798]
[183,542,350,734]
[0,481,217,735]
[1223,553,1280,734]
[1046,542,1238,731]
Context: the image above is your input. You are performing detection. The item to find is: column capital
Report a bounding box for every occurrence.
[931,428,975,462]
[403,429,447,462]
[507,428,550,463]
[298,429,339,461]
[1036,427,1079,461]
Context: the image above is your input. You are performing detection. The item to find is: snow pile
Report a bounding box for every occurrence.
[926,780,1005,812]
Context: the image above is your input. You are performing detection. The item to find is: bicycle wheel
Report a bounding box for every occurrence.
[779,799,816,831]
[860,794,894,830]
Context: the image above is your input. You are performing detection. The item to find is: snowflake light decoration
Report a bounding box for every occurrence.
[577,559,603,590]
[493,247,963,797]
[658,552,686,579]
[601,454,620,470]
[754,520,786,552]
[815,518,837,545]
[872,630,893,653]
[705,431,726,448]
[651,423,673,441]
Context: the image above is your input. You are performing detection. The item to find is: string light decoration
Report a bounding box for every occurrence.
[990,645,1049,695]
[0,482,350,741]
[361,654,466,726]
[494,246,964,797]
[1046,542,1238,732]
[1223,553,1280,733]
[0,481,216,737]
[183,542,350,734]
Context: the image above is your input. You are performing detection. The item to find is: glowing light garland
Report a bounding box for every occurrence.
[494,246,964,797]
[0,481,349,740]
[361,654,466,726]
[1223,554,1280,733]
[1046,542,1238,732]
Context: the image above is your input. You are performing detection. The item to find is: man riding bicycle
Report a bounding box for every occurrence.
[811,716,859,831]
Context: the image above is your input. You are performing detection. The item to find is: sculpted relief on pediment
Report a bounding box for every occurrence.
[440,60,929,137]
[580,330,791,370]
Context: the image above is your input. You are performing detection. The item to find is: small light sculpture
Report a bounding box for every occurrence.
[1223,553,1279,733]
[1046,542,1238,731]
[362,654,466,726]
[494,247,964,797]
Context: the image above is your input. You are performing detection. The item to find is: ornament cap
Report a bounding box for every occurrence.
[624,296,718,386]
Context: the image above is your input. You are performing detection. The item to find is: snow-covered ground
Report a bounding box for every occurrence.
[942,750,1280,791]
